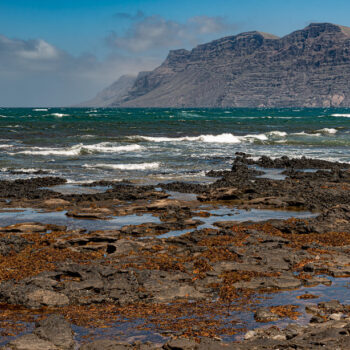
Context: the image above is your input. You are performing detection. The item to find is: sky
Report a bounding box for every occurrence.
[1,0,350,107]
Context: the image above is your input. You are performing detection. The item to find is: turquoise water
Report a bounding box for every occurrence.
[0,107,349,183]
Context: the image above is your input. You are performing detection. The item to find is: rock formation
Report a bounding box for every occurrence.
[83,23,350,108]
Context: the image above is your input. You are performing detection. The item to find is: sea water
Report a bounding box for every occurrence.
[0,107,349,184]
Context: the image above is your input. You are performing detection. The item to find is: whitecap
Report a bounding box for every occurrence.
[82,143,144,153]
[292,132,321,137]
[129,133,242,144]
[267,131,288,137]
[33,108,48,111]
[331,113,350,117]
[317,128,338,134]
[199,134,242,143]
[51,113,69,117]
[12,143,144,156]
[84,162,160,170]
[241,134,268,141]
[129,132,277,144]
[15,144,83,156]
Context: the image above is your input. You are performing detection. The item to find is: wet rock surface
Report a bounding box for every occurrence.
[4,302,350,349]
[0,154,350,348]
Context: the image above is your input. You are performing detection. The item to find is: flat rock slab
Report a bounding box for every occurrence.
[27,289,69,308]
[66,208,112,220]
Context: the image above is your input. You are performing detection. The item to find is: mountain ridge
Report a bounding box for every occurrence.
[80,23,350,108]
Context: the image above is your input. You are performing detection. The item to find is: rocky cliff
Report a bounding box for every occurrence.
[77,75,136,107]
[87,23,350,108]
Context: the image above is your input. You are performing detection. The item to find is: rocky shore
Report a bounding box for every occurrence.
[1,153,350,349]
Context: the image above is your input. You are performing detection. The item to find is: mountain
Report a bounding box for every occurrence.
[77,75,136,107]
[84,23,350,108]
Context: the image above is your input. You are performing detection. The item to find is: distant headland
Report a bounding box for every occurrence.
[79,23,350,108]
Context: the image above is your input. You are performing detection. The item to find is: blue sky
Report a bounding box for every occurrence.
[1,0,350,106]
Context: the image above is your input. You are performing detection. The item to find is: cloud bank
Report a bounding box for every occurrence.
[0,34,160,106]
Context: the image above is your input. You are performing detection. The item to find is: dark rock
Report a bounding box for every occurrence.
[163,338,197,350]
[34,315,75,349]
[254,308,280,322]
[80,340,133,350]
[0,235,29,255]
[3,314,75,349]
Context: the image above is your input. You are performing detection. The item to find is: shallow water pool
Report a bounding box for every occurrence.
[0,208,161,232]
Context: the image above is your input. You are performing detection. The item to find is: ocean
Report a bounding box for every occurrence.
[0,107,349,184]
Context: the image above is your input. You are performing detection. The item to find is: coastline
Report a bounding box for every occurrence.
[1,153,350,348]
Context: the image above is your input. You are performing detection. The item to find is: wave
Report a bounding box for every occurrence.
[243,134,268,141]
[317,128,338,134]
[292,131,321,137]
[0,168,54,174]
[128,132,282,144]
[15,145,82,156]
[267,131,288,137]
[331,113,350,118]
[84,162,160,170]
[50,113,69,117]
[82,143,144,153]
[12,143,144,156]
[33,108,48,111]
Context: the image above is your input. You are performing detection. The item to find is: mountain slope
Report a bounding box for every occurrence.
[77,75,136,107]
[88,23,350,108]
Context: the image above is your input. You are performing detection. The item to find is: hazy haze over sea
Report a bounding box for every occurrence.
[0,107,349,184]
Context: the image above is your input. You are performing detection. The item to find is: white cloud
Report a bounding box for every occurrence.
[18,39,59,60]
[0,33,161,106]
[0,13,238,106]
[107,14,236,53]
[189,16,230,34]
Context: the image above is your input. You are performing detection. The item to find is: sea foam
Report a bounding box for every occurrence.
[84,162,160,170]
[50,113,69,117]
[128,132,285,144]
[82,143,144,153]
[267,131,288,137]
[292,131,322,137]
[317,128,338,134]
[12,143,144,156]
[331,114,350,118]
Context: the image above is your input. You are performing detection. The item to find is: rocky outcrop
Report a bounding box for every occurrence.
[90,23,350,108]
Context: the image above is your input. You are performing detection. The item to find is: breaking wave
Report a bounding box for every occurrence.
[128,132,289,144]
[267,131,288,137]
[331,114,350,118]
[317,128,338,134]
[11,143,144,156]
[50,113,69,117]
[292,131,322,137]
[84,162,160,170]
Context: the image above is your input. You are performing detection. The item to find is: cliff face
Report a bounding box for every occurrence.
[94,23,350,108]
